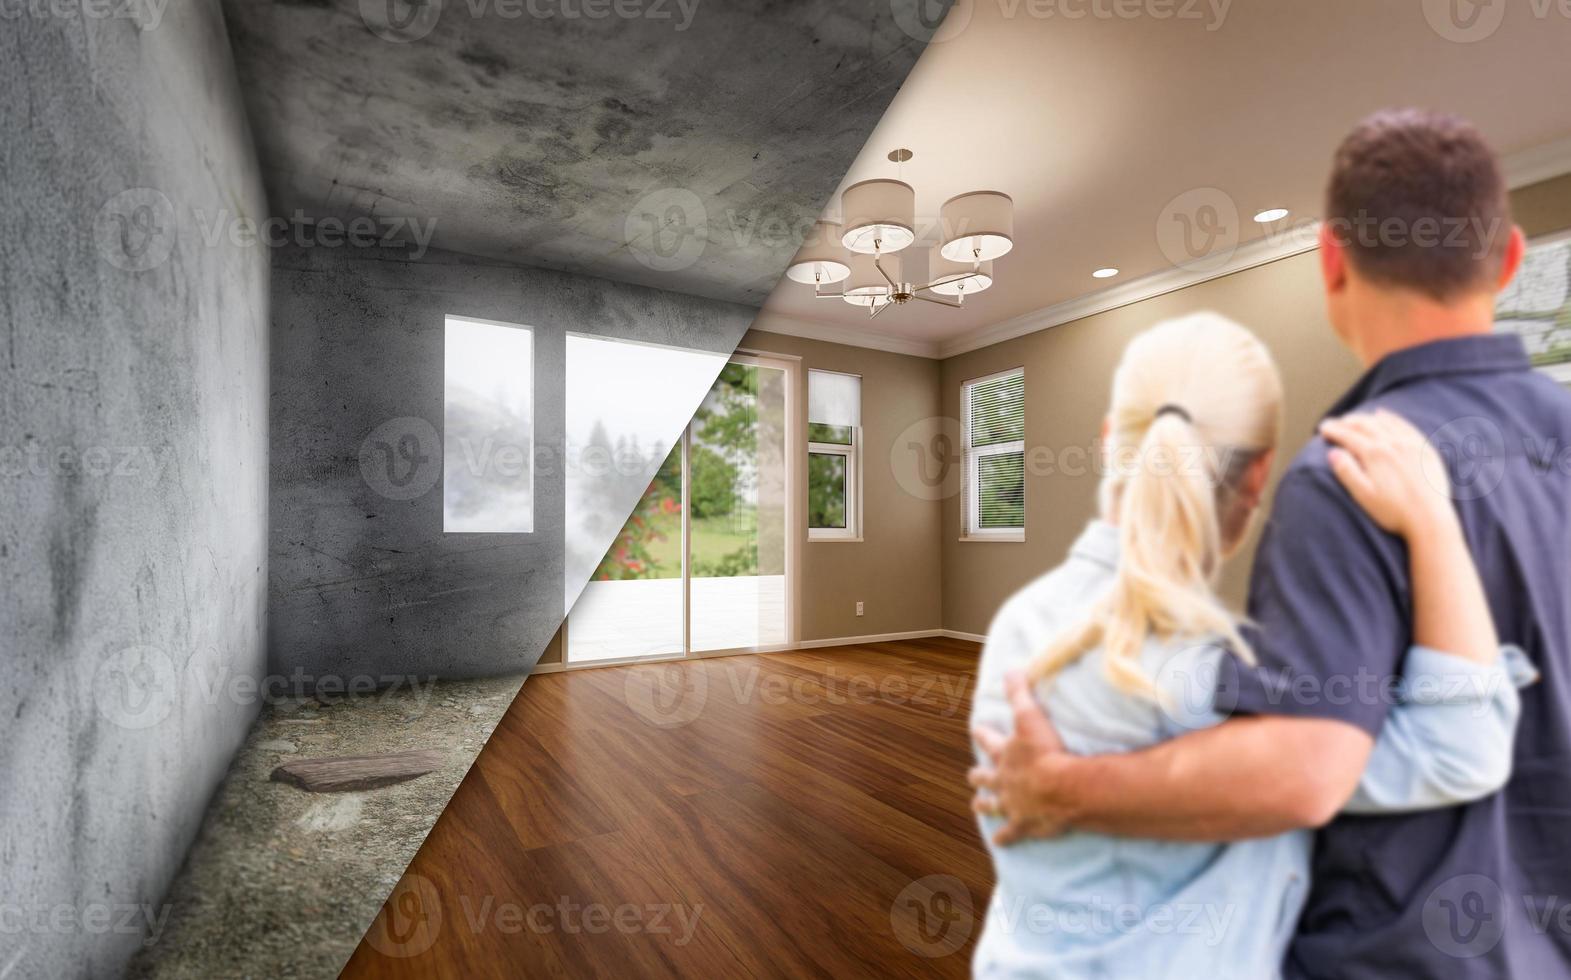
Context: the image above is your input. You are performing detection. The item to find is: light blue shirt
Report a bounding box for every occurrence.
[971,520,1536,980]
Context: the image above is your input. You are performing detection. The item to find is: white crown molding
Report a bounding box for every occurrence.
[1505,134,1571,189]
[741,312,936,358]
[746,311,942,359]
[939,221,1322,359]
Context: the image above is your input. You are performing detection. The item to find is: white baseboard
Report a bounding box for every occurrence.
[538,630,984,674]
[795,628,983,649]
[937,629,986,644]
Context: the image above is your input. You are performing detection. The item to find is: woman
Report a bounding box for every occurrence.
[968,313,1534,979]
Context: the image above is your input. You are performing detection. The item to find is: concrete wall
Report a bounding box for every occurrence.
[741,328,946,642]
[269,244,755,679]
[0,3,270,978]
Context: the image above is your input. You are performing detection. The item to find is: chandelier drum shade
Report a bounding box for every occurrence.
[929,253,994,296]
[784,221,851,285]
[840,179,917,254]
[782,149,1012,320]
[939,191,1015,263]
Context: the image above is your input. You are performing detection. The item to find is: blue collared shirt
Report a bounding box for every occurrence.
[1221,333,1571,978]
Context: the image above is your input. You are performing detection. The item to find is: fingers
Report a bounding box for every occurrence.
[1004,671,1048,738]
[1327,446,1376,504]
[1005,671,1066,750]
[1319,415,1381,459]
[967,765,997,791]
[972,725,1006,764]
[970,793,1001,816]
[992,819,1024,847]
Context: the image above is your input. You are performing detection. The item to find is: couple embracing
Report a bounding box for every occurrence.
[968,109,1571,978]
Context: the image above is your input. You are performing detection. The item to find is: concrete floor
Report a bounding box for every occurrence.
[125,675,528,980]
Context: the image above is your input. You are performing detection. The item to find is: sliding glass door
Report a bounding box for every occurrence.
[689,356,789,653]
[566,353,792,665]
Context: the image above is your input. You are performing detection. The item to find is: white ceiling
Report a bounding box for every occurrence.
[754,0,1571,357]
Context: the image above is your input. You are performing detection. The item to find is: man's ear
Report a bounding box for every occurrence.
[1497,225,1527,291]
[1099,415,1111,453]
[1318,224,1348,294]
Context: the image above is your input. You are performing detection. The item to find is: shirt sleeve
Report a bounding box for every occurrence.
[1215,460,1412,736]
[1343,644,1529,813]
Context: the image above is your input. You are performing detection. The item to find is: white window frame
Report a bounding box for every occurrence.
[961,367,1025,543]
[807,369,862,542]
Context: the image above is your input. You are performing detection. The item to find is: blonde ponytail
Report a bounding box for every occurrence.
[1028,313,1283,698]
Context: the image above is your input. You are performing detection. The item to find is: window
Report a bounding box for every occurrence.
[961,367,1025,540]
[1496,234,1571,388]
[807,369,860,540]
[443,316,533,533]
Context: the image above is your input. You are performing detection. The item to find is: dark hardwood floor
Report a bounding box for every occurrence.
[340,638,990,978]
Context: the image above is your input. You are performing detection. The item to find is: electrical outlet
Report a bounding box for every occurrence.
[855,601,864,617]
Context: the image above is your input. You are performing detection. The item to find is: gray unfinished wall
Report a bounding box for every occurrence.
[0,2,270,978]
[269,243,754,679]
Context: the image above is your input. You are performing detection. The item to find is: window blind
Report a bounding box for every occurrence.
[966,370,1024,447]
[809,370,861,427]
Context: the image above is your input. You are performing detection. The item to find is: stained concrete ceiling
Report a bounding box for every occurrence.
[220,0,946,306]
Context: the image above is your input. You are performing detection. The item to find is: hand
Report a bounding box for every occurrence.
[1320,409,1456,539]
[968,671,1077,845]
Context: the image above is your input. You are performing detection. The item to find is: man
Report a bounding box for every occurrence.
[970,108,1571,977]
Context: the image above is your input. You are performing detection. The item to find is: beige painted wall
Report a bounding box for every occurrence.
[740,328,947,641]
[1517,172,1571,239]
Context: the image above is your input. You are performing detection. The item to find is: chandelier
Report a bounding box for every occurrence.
[785,149,1014,319]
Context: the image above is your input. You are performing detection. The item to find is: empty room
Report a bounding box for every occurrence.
[6,1,1571,977]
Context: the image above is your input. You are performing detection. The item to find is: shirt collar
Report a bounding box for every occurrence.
[1068,519,1120,571]
[1324,333,1530,420]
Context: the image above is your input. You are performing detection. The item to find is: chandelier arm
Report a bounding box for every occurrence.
[812,290,849,300]
[873,254,900,290]
[914,272,985,294]
[868,299,891,320]
[914,292,964,309]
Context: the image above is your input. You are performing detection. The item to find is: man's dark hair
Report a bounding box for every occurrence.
[1325,108,1512,301]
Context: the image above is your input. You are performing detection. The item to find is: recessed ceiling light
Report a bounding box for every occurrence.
[1092,268,1119,279]
[1253,208,1289,223]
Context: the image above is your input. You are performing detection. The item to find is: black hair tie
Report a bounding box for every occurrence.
[1154,404,1192,424]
